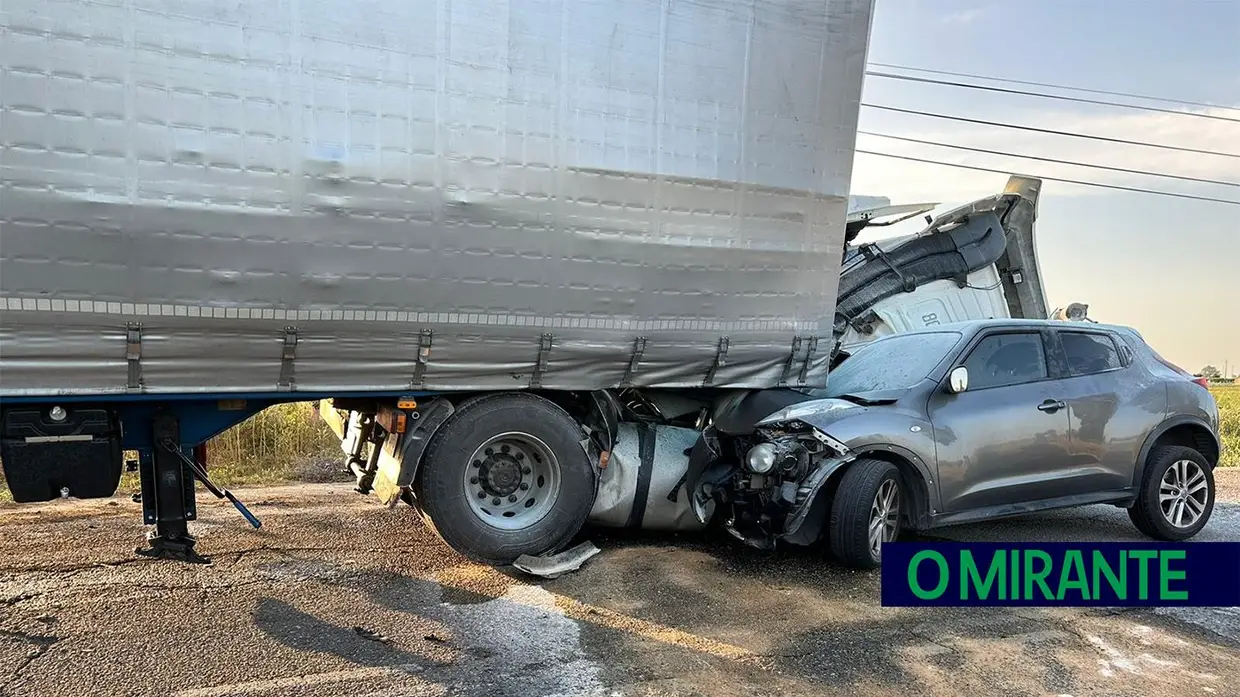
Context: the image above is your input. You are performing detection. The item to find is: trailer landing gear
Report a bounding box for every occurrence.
[135,414,262,564]
[136,415,208,563]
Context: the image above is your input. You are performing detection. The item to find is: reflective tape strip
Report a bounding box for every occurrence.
[0,297,823,333]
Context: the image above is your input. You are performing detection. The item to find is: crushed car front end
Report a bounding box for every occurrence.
[685,330,963,555]
[711,408,861,549]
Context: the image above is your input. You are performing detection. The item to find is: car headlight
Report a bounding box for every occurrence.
[757,400,857,426]
[745,443,778,473]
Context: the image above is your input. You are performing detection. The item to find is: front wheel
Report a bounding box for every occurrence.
[415,393,598,565]
[1128,445,1215,541]
[828,459,903,569]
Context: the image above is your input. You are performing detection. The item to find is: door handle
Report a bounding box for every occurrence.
[1037,399,1066,413]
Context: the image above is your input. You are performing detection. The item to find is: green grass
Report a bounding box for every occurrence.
[0,402,344,502]
[196,401,343,485]
[1213,384,1239,467]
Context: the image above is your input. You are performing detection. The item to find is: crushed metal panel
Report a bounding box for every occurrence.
[588,423,706,532]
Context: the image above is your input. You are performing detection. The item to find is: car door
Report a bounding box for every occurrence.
[1050,328,1164,494]
[928,329,1072,513]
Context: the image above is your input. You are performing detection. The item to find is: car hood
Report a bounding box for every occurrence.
[757,397,872,432]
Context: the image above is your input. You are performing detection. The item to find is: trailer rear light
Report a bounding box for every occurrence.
[375,405,408,434]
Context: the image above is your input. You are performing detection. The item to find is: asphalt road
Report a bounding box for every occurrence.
[2,473,1239,697]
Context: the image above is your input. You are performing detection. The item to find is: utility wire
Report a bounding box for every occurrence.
[858,131,1240,188]
[866,71,1240,124]
[862,104,1240,159]
[868,62,1240,115]
[853,149,1240,206]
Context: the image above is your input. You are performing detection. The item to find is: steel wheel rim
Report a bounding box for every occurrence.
[463,431,561,530]
[1159,459,1208,529]
[869,479,901,559]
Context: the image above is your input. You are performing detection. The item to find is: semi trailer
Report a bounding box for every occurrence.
[0,0,1065,567]
[1,0,876,562]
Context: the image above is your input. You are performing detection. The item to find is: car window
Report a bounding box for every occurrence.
[1060,331,1123,376]
[815,331,962,397]
[962,332,1048,390]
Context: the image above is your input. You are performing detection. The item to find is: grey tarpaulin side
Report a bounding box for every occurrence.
[0,0,875,396]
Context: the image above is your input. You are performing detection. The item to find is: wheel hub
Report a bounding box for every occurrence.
[480,457,523,497]
[463,432,560,531]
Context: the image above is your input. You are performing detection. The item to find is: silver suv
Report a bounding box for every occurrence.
[689,319,1223,568]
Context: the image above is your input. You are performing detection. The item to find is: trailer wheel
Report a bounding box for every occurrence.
[415,393,597,565]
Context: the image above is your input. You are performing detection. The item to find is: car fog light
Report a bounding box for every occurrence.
[746,443,778,473]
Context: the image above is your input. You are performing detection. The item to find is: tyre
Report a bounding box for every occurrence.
[1128,445,1215,541]
[829,459,903,569]
[415,393,598,565]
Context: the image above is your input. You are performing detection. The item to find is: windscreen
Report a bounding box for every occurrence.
[821,331,962,396]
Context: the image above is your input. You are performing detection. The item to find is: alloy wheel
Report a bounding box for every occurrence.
[868,479,901,559]
[1159,459,1209,529]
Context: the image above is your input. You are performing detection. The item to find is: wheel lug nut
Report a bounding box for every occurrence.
[516,452,525,460]
[522,467,531,475]
[519,483,529,491]
[470,476,479,484]
[472,460,481,468]
[492,497,501,505]
[485,448,494,456]
[478,491,487,498]
[501,445,510,454]
[508,495,517,502]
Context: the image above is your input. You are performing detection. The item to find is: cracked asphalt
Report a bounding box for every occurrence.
[1,473,1239,697]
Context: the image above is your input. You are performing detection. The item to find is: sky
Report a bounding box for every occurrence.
[851,0,1239,375]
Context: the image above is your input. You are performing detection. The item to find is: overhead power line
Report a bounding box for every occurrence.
[868,62,1240,115]
[858,131,1240,188]
[862,104,1240,159]
[854,149,1240,206]
[865,71,1240,124]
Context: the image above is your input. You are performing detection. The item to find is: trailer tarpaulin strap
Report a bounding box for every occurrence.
[277,327,298,391]
[125,322,143,392]
[703,337,730,386]
[621,336,647,388]
[781,336,805,386]
[626,422,658,529]
[530,333,554,388]
[798,336,820,386]
[411,329,433,389]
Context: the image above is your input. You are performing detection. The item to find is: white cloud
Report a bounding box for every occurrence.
[850,106,1240,205]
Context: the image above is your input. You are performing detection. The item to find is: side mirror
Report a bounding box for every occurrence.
[947,366,969,394]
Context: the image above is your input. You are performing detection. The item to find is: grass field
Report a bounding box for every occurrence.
[0,402,344,502]
[1215,384,1239,468]
[1,387,1238,503]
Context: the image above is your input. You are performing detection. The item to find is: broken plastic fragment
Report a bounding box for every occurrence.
[512,541,601,579]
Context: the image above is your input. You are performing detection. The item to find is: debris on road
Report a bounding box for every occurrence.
[512,541,602,579]
[350,627,390,644]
